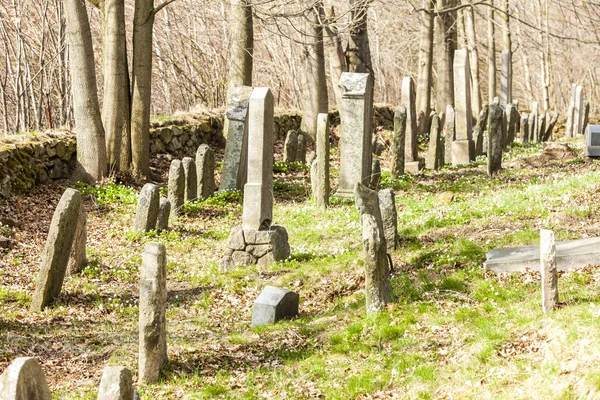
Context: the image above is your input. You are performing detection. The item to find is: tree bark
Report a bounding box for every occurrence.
[464,1,481,118]
[323,5,346,115]
[64,0,107,183]
[435,0,456,112]
[416,0,434,137]
[226,0,253,100]
[488,0,496,103]
[345,0,373,75]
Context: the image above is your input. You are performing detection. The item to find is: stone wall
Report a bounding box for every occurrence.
[0,106,395,197]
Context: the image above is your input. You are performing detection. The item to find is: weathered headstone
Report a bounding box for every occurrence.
[168,159,184,220]
[182,157,197,203]
[336,73,373,197]
[372,136,384,157]
[444,105,455,164]
[139,242,168,384]
[500,50,512,107]
[133,183,159,233]
[98,366,133,400]
[297,133,307,164]
[0,357,51,400]
[370,159,381,189]
[583,101,590,136]
[283,130,298,162]
[474,105,489,156]
[529,102,539,142]
[540,229,558,313]
[401,77,423,173]
[221,85,253,191]
[155,198,170,232]
[543,113,558,142]
[487,104,503,176]
[355,183,394,313]
[426,112,443,170]
[573,86,584,136]
[585,125,600,158]
[67,203,87,275]
[537,112,546,143]
[519,112,529,143]
[30,188,82,312]
[196,144,215,200]
[378,189,398,253]
[452,49,473,165]
[391,105,406,177]
[252,286,299,327]
[505,103,518,148]
[311,113,330,209]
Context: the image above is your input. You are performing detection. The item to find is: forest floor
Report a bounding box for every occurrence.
[2,131,600,399]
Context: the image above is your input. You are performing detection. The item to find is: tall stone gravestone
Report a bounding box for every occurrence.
[168,159,184,220]
[378,189,398,253]
[487,104,503,176]
[221,85,253,192]
[426,112,442,170]
[196,144,215,199]
[31,188,82,311]
[221,88,291,269]
[540,229,558,313]
[182,157,197,203]
[139,242,168,384]
[452,49,473,165]
[529,102,539,142]
[474,105,488,156]
[500,50,512,108]
[402,77,423,173]
[391,105,406,177]
[0,357,51,400]
[519,112,529,143]
[336,73,373,197]
[311,113,330,209]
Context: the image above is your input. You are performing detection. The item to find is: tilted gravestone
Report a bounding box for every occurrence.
[182,157,197,203]
[220,88,290,270]
[0,357,51,399]
[519,112,529,143]
[221,85,253,191]
[540,229,558,314]
[378,189,398,253]
[504,103,517,148]
[167,159,185,221]
[426,112,442,170]
[98,366,133,400]
[283,130,298,163]
[355,183,394,313]
[30,188,82,311]
[473,105,488,156]
[537,112,546,144]
[583,101,590,136]
[67,202,87,275]
[452,49,474,165]
[252,286,299,327]
[311,113,330,209]
[155,198,171,232]
[370,159,381,189]
[297,133,307,164]
[336,72,374,197]
[391,105,406,177]
[196,144,215,200]
[573,85,584,136]
[133,183,159,233]
[487,104,503,177]
[444,105,455,164]
[401,77,423,173]
[139,242,168,384]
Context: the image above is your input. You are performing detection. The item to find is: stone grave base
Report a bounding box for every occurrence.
[451,139,473,165]
[405,159,425,174]
[484,237,600,273]
[219,225,291,270]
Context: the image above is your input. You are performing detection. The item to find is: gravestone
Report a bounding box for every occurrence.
[372,136,384,156]
[452,49,473,165]
[583,101,590,135]
[311,113,330,209]
[573,86,584,136]
[444,105,455,164]
[67,203,87,275]
[252,286,299,327]
[540,229,558,313]
[519,112,529,143]
[196,144,215,200]
[426,112,442,170]
[565,84,577,138]
[98,366,133,400]
[336,73,374,197]
[370,159,381,189]
[297,133,307,164]
[133,183,159,233]
[487,104,503,176]
[30,188,82,312]
[500,50,512,107]
[355,183,394,313]
[537,112,546,144]
[221,88,291,269]
[182,157,197,203]
[283,130,298,162]
[474,105,488,156]
[391,105,406,177]
[401,77,423,173]
[0,357,51,400]
[155,198,171,232]
[505,103,517,148]
[221,85,253,191]
[543,113,558,142]
[585,125,600,157]
[168,159,184,220]
[529,102,539,142]
[378,189,398,253]
[139,242,168,384]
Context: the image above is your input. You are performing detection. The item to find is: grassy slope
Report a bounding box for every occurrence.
[2,139,600,399]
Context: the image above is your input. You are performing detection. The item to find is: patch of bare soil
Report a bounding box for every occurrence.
[507,142,581,168]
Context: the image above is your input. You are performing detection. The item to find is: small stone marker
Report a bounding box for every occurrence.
[391,105,406,177]
[133,183,159,233]
[182,157,197,203]
[530,102,539,142]
[355,183,394,313]
[370,159,381,189]
[583,101,590,135]
[252,286,299,327]
[196,144,215,200]
[487,104,503,176]
[540,229,558,313]
[220,226,290,269]
[444,105,455,164]
[168,159,185,220]
[336,72,374,197]
[139,242,168,384]
[283,130,298,162]
[537,112,546,144]
[297,133,307,164]
[452,49,473,165]
[0,357,51,400]
[67,203,87,275]
[221,85,253,191]
[155,198,170,232]
[426,112,442,170]
[505,103,517,148]
[519,112,529,143]
[31,188,82,312]
[98,366,133,400]
[312,113,330,209]
[378,189,398,252]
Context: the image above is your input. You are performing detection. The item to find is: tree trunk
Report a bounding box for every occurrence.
[323,5,346,114]
[345,0,373,75]
[102,0,126,172]
[500,0,511,103]
[226,0,253,100]
[120,40,132,171]
[435,0,456,113]
[488,0,496,103]
[464,1,481,118]
[131,0,155,178]
[300,2,329,140]
[416,0,434,137]
[64,0,107,183]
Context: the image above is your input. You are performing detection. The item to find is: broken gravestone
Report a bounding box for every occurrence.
[97,366,134,400]
[252,286,299,327]
[378,189,398,253]
[0,357,51,400]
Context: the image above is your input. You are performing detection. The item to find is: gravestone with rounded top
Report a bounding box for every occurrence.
[133,183,159,233]
[252,286,299,327]
[97,366,133,400]
[196,144,215,199]
[0,357,51,400]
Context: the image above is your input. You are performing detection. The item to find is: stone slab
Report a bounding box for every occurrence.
[405,160,424,174]
[252,286,299,327]
[483,237,600,273]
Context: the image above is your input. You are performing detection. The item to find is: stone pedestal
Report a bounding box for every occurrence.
[452,49,473,164]
[220,226,290,270]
